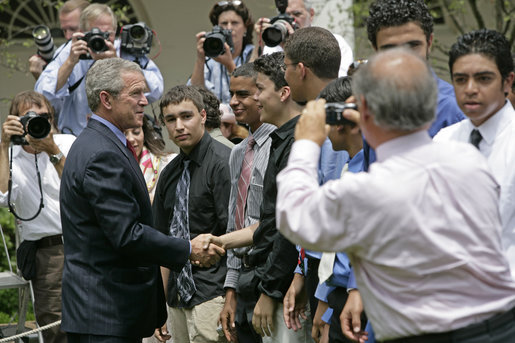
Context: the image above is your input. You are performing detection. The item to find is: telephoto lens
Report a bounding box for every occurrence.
[32,25,55,62]
[203,26,233,58]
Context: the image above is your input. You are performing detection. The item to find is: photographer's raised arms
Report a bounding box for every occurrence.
[34,3,163,136]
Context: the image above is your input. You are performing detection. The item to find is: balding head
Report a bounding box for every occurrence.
[352,48,437,131]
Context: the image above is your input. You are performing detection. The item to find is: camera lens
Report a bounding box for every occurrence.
[33,25,55,62]
[89,36,106,53]
[203,36,225,58]
[129,25,147,42]
[262,21,288,47]
[26,116,51,139]
[33,25,50,41]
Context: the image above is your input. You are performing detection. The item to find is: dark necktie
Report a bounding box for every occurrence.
[469,129,482,150]
[127,141,138,160]
[169,160,196,302]
[235,136,256,230]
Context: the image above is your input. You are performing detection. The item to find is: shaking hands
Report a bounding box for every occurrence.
[190,234,226,268]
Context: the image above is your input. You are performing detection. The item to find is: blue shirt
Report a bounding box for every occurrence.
[35,39,164,136]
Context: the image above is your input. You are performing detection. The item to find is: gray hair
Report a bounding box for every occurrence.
[302,0,313,10]
[352,48,437,131]
[86,58,143,112]
[79,3,117,31]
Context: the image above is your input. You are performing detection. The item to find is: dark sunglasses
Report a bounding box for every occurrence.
[216,0,242,7]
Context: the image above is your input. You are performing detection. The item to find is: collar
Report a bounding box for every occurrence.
[271,115,301,142]
[251,123,276,147]
[473,100,515,146]
[90,114,127,146]
[376,130,432,162]
[178,130,212,167]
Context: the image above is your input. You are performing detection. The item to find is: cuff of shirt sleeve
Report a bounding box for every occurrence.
[224,268,240,290]
[322,307,333,324]
[291,140,322,167]
[315,282,335,302]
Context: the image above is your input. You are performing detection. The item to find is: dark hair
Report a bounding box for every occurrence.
[367,0,433,50]
[159,85,204,124]
[195,87,222,129]
[253,52,287,90]
[449,29,513,81]
[232,62,257,80]
[142,115,167,157]
[9,90,56,125]
[283,27,340,79]
[209,1,254,47]
[319,76,353,103]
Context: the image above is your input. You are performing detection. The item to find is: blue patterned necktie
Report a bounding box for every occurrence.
[169,159,196,302]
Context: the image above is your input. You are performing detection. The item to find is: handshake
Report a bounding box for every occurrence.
[190,234,226,268]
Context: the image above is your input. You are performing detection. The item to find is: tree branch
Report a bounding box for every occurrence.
[467,0,485,28]
[440,0,466,34]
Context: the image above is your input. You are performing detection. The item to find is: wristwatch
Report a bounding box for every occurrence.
[49,151,64,165]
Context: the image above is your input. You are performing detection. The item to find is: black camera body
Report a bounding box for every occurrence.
[325,103,358,126]
[79,27,110,59]
[11,112,51,145]
[32,25,55,63]
[203,25,234,58]
[121,22,153,57]
[262,0,299,47]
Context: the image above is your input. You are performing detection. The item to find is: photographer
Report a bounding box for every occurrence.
[28,0,90,81]
[35,3,163,136]
[253,0,353,77]
[0,91,75,343]
[188,1,254,104]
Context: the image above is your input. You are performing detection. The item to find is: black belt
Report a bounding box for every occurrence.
[36,234,63,248]
[242,254,252,269]
[382,306,515,343]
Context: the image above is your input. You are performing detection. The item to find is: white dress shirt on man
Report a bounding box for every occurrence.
[434,100,515,278]
[276,131,515,341]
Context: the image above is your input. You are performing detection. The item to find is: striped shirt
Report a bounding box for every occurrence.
[224,123,276,289]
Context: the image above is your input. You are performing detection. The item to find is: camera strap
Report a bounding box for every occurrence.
[8,145,45,221]
[69,60,97,94]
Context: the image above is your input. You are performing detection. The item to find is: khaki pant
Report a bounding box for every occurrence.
[168,296,227,343]
[261,303,313,343]
[32,244,66,343]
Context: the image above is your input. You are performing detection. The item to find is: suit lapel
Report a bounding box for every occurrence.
[87,119,148,194]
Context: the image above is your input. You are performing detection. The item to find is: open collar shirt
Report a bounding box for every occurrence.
[0,134,75,241]
[276,131,515,340]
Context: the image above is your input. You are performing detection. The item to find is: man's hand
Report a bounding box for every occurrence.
[28,55,47,80]
[219,288,238,342]
[343,96,361,126]
[340,290,368,343]
[1,116,24,148]
[67,32,89,65]
[252,293,277,337]
[190,233,225,267]
[199,233,225,250]
[296,99,329,146]
[90,39,117,60]
[154,323,171,342]
[283,273,307,331]
[26,131,59,155]
[312,300,329,343]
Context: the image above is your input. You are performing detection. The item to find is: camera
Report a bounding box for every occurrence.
[79,27,110,59]
[32,25,55,63]
[262,0,299,47]
[325,103,358,126]
[203,25,234,58]
[121,22,153,57]
[11,111,51,145]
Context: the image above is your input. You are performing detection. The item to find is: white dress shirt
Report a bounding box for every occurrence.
[0,134,75,241]
[276,131,515,340]
[434,100,515,278]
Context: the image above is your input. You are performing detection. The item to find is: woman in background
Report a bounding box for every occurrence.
[125,115,176,203]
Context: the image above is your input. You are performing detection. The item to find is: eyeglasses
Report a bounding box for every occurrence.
[216,1,242,7]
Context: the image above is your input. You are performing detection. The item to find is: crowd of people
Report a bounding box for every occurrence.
[1,0,515,343]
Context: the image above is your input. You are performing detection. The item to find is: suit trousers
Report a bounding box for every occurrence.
[67,333,141,343]
[32,243,66,343]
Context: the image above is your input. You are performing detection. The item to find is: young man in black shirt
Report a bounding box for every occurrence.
[153,85,231,342]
